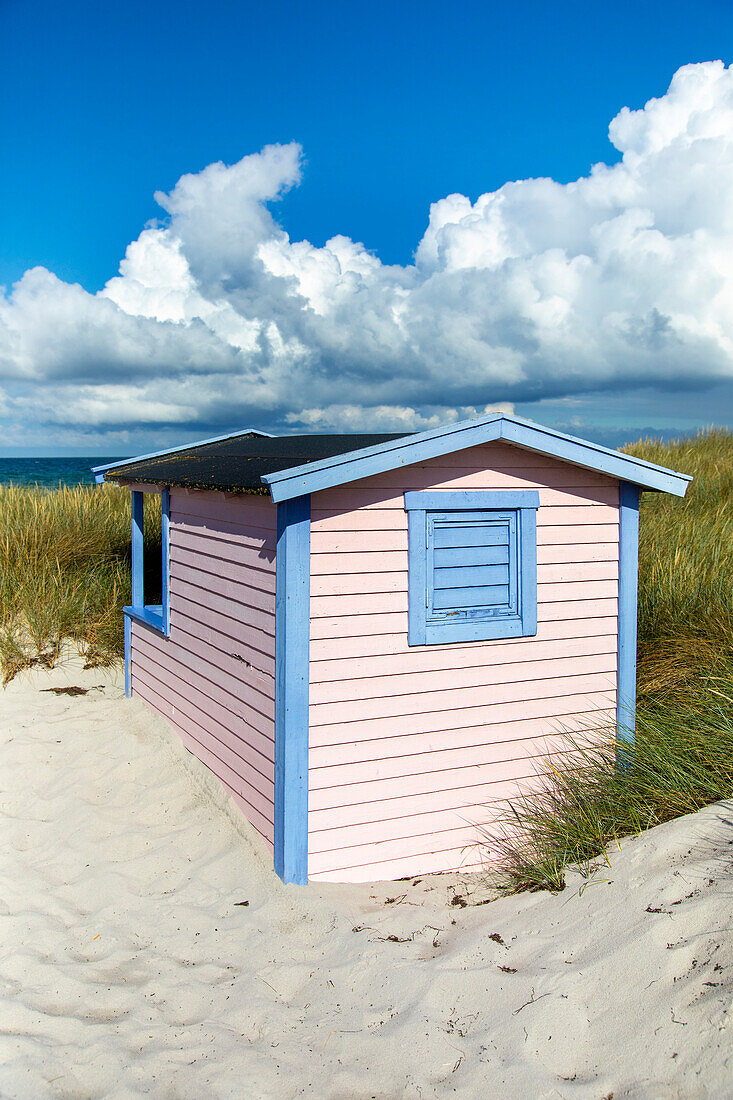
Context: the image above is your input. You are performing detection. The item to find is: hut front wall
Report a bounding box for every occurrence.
[307,441,620,881]
[129,488,277,847]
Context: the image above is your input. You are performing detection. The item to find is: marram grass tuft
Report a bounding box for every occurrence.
[483,428,733,893]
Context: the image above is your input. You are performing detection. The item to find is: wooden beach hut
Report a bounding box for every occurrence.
[94,415,690,883]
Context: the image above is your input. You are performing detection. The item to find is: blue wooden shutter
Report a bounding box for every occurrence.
[429,511,516,619]
[405,491,539,645]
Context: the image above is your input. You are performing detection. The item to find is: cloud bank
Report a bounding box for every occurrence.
[2,61,733,447]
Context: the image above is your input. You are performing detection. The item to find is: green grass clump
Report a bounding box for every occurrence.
[0,484,161,682]
[486,428,733,893]
[486,691,733,893]
[631,428,733,668]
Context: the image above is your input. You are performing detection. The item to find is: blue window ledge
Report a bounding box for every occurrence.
[124,604,166,634]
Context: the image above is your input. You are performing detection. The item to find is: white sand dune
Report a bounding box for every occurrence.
[1,655,731,1099]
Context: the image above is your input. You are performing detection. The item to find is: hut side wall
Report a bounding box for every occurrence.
[129,488,277,847]
[307,441,620,881]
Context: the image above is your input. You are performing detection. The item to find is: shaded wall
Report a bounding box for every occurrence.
[130,488,277,847]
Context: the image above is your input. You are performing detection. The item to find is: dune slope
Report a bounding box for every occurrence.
[1,657,731,1099]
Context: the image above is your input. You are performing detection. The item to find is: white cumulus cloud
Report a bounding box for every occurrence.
[1,62,733,449]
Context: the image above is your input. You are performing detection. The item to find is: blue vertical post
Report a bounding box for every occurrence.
[161,488,170,635]
[124,616,132,698]
[274,494,311,885]
[617,482,640,753]
[127,490,144,700]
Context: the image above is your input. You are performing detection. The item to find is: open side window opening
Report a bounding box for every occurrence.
[124,488,170,636]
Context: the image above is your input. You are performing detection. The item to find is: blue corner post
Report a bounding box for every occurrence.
[274,494,311,885]
[126,490,145,699]
[617,482,640,756]
[124,616,132,698]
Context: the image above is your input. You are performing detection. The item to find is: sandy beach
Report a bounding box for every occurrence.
[1,655,731,1099]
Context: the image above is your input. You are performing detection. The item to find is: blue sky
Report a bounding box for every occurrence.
[1,1,732,454]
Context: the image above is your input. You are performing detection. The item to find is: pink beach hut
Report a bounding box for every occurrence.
[94,415,690,883]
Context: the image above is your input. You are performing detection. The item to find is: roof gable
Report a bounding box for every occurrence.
[262,413,691,501]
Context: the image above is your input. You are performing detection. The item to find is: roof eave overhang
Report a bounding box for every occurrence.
[261,414,692,502]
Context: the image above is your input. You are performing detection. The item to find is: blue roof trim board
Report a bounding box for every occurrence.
[262,413,691,500]
[91,427,274,480]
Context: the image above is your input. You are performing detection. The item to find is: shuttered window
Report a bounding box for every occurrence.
[405,491,539,645]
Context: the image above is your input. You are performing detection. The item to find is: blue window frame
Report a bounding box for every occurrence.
[123,488,170,636]
[404,490,539,645]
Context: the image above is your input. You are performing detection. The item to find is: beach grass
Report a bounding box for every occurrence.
[485,685,733,893]
[0,484,161,683]
[485,427,733,892]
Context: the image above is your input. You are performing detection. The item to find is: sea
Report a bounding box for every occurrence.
[0,457,128,489]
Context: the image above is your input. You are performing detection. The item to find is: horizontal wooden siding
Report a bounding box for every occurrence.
[130,488,277,847]
[308,441,619,881]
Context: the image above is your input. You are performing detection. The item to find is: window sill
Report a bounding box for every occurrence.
[124,605,167,635]
[410,617,536,646]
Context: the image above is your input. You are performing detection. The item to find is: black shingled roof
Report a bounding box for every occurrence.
[107,431,411,494]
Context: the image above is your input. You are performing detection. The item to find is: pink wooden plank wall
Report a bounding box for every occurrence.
[307,441,620,882]
[129,488,277,848]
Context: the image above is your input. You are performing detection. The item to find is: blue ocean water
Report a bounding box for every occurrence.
[0,457,128,489]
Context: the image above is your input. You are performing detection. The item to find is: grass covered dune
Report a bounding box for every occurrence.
[1,430,731,888]
[0,485,162,681]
